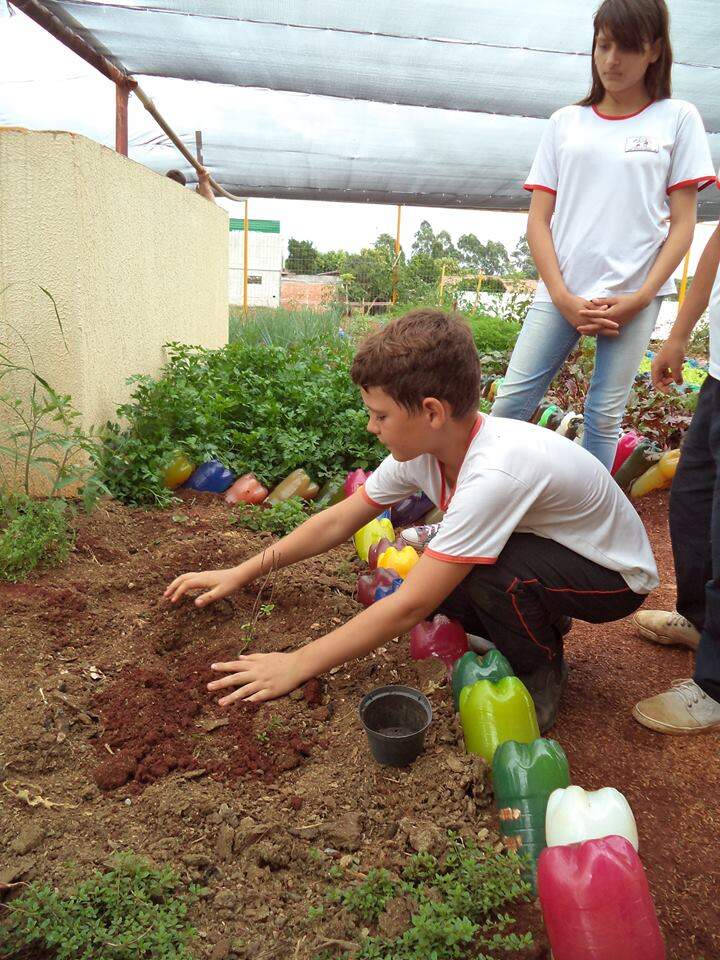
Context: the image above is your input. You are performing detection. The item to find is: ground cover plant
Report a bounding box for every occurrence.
[0,852,201,959]
[309,834,533,960]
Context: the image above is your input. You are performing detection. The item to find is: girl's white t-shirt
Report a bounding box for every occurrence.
[362,414,659,595]
[708,170,720,381]
[525,100,715,304]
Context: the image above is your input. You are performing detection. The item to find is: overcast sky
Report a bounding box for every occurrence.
[0,7,715,271]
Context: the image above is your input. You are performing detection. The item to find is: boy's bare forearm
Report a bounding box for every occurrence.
[234,497,377,582]
[295,593,423,680]
[668,225,720,344]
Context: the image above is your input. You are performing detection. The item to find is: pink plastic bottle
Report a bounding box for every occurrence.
[537,835,665,960]
[611,431,641,476]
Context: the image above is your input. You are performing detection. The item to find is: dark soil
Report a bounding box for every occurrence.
[0,490,717,959]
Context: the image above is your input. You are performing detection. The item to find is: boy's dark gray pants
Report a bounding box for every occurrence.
[670,374,720,702]
[436,532,646,676]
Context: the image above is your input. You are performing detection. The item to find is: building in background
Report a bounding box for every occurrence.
[280,272,343,309]
[228,218,283,307]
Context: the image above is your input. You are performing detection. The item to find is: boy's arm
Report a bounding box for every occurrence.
[207,554,474,706]
[652,223,720,392]
[164,490,381,606]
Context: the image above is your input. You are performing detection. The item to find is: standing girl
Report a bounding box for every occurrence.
[492,0,715,470]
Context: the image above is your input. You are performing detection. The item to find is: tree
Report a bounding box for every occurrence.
[457,234,486,270]
[511,234,538,279]
[411,220,436,258]
[285,238,319,273]
[315,250,346,273]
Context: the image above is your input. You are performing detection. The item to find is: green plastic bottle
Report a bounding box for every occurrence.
[538,404,562,429]
[451,650,514,711]
[492,738,570,891]
[459,676,540,764]
[613,439,661,494]
[314,478,346,510]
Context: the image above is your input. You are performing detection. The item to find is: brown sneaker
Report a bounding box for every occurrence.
[633,679,720,735]
[631,610,700,651]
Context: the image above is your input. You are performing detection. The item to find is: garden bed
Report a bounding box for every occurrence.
[0,491,717,959]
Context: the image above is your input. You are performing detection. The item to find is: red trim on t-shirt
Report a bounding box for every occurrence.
[437,413,484,512]
[591,102,653,121]
[523,183,557,196]
[667,175,716,195]
[425,547,497,565]
[358,485,384,509]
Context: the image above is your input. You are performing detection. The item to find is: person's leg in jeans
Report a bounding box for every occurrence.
[436,532,646,731]
[492,303,579,422]
[582,298,662,470]
[633,377,720,732]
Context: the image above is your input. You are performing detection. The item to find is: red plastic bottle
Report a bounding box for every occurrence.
[611,431,641,476]
[537,835,665,960]
[344,468,372,497]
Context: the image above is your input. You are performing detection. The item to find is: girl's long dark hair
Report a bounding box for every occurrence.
[578,0,672,106]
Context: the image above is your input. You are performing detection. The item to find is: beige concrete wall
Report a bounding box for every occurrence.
[0,128,228,491]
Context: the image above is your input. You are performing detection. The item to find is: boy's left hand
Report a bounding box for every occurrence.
[207,651,307,706]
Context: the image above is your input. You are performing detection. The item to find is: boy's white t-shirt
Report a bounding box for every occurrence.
[525,100,715,304]
[708,169,720,381]
[362,415,659,595]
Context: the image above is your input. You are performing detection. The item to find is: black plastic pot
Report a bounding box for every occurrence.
[358,685,432,767]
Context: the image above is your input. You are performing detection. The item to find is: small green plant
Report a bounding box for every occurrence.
[0,852,201,960]
[311,833,533,960]
[0,286,106,509]
[0,493,75,581]
[232,498,309,536]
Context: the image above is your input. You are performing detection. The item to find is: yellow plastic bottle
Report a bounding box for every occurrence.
[353,517,395,562]
[630,448,680,499]
[377,545,420,579]
[459,676,540,764]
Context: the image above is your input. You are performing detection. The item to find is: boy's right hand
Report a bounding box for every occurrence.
[651,338,686,393]
[164,568,245,607]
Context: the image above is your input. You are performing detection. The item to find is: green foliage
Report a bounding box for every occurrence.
[0,287,106,508]
[0,852,200,960]
[285,238,321,273]
[231,498,309,536]
[229,306,345,347]
[687,319,709,357]
[328,868,397,924]
[0,493,75,581]
[465,314,522,354]
[93,339,383,506]
[312,833,533,960]
[511,234,538,279]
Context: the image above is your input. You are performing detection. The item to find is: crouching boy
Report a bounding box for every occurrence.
[165,310,658,731]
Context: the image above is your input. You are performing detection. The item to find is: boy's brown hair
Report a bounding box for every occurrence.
[350,309,480,418]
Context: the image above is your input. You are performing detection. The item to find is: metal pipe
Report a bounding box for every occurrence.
[11,0,245,201]
[115,82,129,156]
[11,0,135,89]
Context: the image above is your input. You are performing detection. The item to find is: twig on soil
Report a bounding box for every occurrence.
[104,743,115,755]
[38,687,47,704]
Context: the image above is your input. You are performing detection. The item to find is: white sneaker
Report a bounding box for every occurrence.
[632,610,700,651]
[401,523,439,550]
[633,679,720,735]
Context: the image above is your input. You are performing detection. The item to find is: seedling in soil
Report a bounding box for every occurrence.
[236,559,279,652]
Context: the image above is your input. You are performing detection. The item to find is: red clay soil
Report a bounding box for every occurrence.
[0,490,717,959]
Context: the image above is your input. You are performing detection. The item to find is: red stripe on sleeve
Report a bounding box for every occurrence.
[667,176,716,194]
[523,183,557,196]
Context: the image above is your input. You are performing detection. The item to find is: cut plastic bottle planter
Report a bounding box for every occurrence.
[538,835,665,960]
[459,676,539,765]
[545,784,639,851]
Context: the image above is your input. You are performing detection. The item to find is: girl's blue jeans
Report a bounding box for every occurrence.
[491,298,662,470]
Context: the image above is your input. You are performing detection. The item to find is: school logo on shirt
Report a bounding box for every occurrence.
[625,136,659,154]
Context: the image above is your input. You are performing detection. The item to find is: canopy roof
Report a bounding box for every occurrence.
[6,0,720,216]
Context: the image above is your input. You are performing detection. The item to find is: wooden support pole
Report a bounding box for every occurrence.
[115,82,129,156]
[243,199,250,317]
[391,204,402,305]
